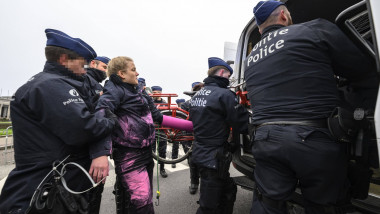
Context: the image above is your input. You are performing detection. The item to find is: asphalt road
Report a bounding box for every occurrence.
[0,136,253,214]
[100,160,253,214]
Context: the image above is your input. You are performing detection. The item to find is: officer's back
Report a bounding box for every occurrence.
[190,58,248,170]
[189,57,248,214]
[244,19,374,124]
[190,85,232,145]
[244,1,377,214]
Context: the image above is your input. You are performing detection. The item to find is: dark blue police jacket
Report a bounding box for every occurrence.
[0,61,115,213]
[244,19,375,124]
[86,67,106,85]
[189,77,248,169]
[83,68,105,112]
[181,99,190,112]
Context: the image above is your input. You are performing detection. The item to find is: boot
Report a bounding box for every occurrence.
[189,183,199,194]
[160,164,168,178]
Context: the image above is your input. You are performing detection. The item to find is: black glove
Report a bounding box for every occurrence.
[105,108,120,130]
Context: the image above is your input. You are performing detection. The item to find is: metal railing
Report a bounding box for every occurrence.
[1,126,14,165]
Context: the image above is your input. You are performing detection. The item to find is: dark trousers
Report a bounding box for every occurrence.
[152,138,167,161]
[196,167,237,214]
[172,141,199,184]
[250,125,349,214]
[188,154,200,184]
[172,140,191,159]
[88,182,104,214]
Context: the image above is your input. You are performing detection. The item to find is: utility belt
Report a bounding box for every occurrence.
[255,119,327,129]
[254,107,372,145]
[326,107,372,144]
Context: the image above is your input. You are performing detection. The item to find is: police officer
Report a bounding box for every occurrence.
[89,56,109,74]
[174,82,204,194]
[176,98,186,108]
[83,55,111,214]
[0,29,116,214]
[190,57,248,213]
[245,1,377,213]
[138,77,146,90]
[172,98,187,170]
[151,85,169,177]
[86,56,110,93]
[138,77,153,94]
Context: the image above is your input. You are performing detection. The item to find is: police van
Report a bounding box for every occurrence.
[230,0,380,213]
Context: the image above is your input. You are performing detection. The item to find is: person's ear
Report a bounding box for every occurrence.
[90,60,96,67]
[279,10,287,22]
[117,70,125,79]
[58,54,69,66]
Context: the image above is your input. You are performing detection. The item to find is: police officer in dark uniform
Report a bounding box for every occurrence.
[0,29,116,214]
[87,56,110,92]
[244,1,377,213]
[176,98,185,108]
[82,56,109,112]
[173,98,188,170]
[88,56,110,77]
[172,98,187,170]
[190,57,249,214]
[174,82,203,194]
[151,85,169,177]
[83,55,111,214]
[138,77,146,91]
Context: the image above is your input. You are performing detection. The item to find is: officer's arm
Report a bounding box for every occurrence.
[222,92,249,134]
[86,85,122,183]
[95,84,121,113]
[313,19,377,85]
[31,80,116,147]
[88,85,122,159]
[181,100,190,112]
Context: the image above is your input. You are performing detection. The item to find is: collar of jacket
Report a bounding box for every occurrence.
[86,67,107,83]
[43,61,85,81]
[109,74,137,93]
[261,24,286,39]
[203,75,229,88]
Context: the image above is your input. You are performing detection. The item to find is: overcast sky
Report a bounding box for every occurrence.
[0,0,258,100]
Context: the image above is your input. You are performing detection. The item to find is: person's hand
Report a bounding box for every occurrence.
[89,155,109,184]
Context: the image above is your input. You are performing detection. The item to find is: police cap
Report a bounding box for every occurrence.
[138,78,146,86]
[151,86,162,91]
[45,28,97,61]
[94,56,110,65]
[253,0,285,26]
[208,57,233,75]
